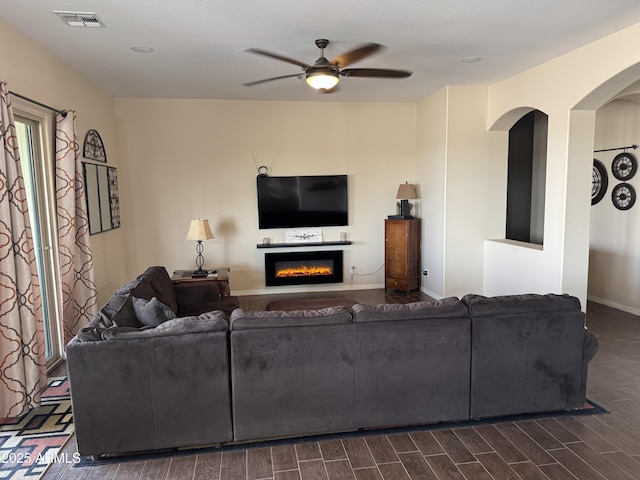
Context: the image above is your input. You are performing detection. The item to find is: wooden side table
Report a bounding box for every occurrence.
[171,268,231,296]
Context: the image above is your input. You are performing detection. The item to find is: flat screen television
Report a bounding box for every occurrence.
[257,174,348,229]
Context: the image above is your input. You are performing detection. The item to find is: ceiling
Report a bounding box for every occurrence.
[3,0,640,103]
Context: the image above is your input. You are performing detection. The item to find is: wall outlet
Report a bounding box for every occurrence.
[423,269,429,276]
[350,265,356,274]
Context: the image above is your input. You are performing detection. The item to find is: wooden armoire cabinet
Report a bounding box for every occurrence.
[385,218,421,294]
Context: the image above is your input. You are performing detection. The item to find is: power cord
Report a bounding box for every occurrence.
[350,264,384,284]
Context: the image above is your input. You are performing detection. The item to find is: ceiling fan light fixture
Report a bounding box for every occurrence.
[306,70,339,90]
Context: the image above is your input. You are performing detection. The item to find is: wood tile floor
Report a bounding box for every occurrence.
[43,291,640,480]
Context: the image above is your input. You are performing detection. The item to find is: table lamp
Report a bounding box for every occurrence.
[186,219,214,277]
[396,182,418,218]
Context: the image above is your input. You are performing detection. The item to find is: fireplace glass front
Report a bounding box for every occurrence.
[265,250,344,286]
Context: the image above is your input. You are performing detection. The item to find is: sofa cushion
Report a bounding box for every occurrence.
[462,293,582,317]
[352,297,466,323]
[139,266,178,314]
[75,293,140,341]
[101,311,229,340]
[132,296,177,327]
[115,267,178,314]
[230,306,352,330]
[115,278,153,298]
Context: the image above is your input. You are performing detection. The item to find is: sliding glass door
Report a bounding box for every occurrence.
[14,109,62,370]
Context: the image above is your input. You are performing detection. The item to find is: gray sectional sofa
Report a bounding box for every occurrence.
[66,266,239,456]
[66,268,598,458]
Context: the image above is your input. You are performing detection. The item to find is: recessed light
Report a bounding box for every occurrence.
[462,56,482,63]
[131,46,154,53]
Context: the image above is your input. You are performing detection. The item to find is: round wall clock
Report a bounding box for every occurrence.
[83,129,107,162]
[591,159,608,205]
[611,183,636,210]
[611,152,637,181]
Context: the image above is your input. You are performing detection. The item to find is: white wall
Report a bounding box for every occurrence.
[590,99,640,314]
[443,87,505,297]
[416,87,505,299]
[114,99,416,294]
[484,22,640,309]
[416,89,447,298]
[0,19,128,306]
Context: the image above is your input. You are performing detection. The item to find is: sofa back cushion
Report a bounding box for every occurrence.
[139,266,178,313]
[230,306,352,330]
[462,293,582,317]
[353,298,471,428]
[131,266,178,313]
[463,293,587,418]
[115,266,178,314]
[230,306,355,441]
[352,297,467,323]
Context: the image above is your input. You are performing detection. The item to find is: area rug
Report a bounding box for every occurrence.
[266,297,358,311]
[0,377,75,479]
[76,398,607,466]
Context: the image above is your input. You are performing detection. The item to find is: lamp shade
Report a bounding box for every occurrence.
[306,70,340,90]
[186,219,214,241]
[396,183,418,200]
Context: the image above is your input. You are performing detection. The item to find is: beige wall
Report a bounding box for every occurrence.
[0,19,128,306]
[114,99,416,293]
[6,12,640,310]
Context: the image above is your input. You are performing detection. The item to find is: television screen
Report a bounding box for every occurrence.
[257,175,348,229]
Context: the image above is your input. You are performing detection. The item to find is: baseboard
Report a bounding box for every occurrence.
[587,295,640,316]
[421,286,443,300]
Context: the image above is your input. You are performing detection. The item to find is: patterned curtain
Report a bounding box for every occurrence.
[55,111,97,345]
[0,81,47,419]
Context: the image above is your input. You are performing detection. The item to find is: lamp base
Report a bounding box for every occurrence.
[192,269,209,278]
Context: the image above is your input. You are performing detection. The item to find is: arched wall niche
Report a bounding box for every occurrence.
[487,107,549,246]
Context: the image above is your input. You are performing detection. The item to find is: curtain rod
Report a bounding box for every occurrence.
[8,90,67,117]
[594,144,638,153]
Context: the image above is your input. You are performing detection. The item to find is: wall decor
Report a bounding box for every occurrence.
[611,152,637,181]
[83,129,107,162]
[611,183,636,211]
[83,163,120,233]
[107,167,121,228]
[591,159,608,205]
[285,228,323,243]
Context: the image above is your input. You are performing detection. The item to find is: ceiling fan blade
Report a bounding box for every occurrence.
[245,48,311,69]
[340,68,413,78]
[243,73,302,87]
[331,43,382,68]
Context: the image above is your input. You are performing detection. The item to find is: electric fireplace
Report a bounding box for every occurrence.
[265,250,344,286]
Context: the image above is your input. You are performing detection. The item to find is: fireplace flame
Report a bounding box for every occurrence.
[276,265,333,278]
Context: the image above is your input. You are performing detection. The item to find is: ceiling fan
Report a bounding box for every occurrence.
[243,39,412,92]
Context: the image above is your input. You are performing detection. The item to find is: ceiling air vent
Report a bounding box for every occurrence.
[53,11,105,27]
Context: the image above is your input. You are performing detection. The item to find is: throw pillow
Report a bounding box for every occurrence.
[132,296,177,327]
